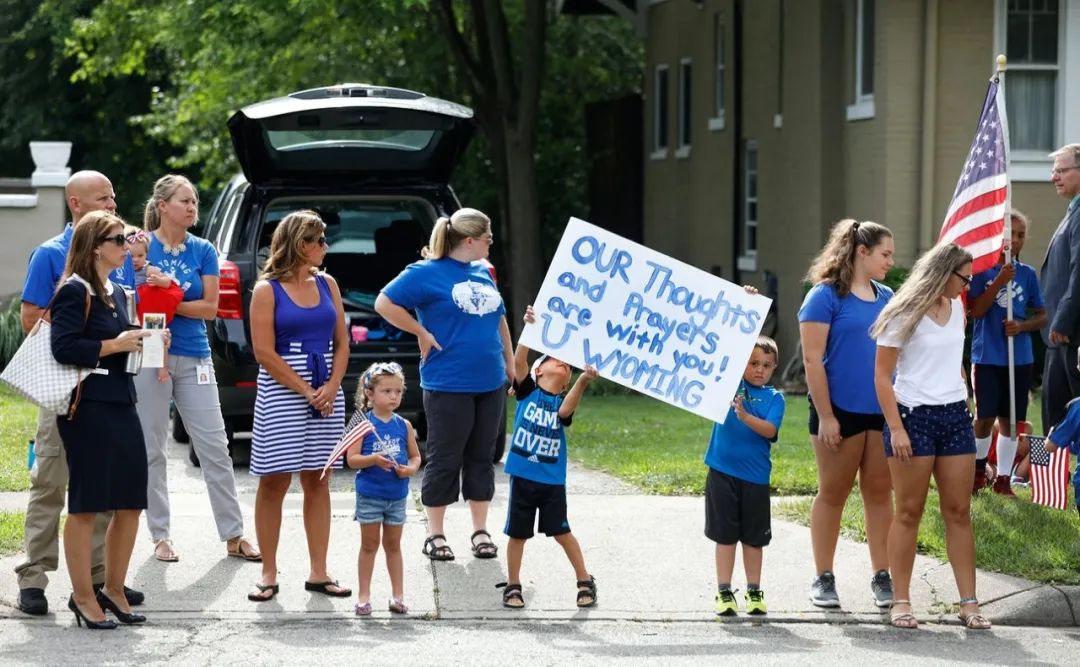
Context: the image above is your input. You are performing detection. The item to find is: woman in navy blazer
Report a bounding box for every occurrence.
[51,211,150,629]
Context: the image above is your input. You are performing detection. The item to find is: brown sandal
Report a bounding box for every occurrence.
[226,537,262,562]
[889,599,918,629]
[154,539,179,563]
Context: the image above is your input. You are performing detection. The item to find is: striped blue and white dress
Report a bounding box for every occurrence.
[250,275,346,476]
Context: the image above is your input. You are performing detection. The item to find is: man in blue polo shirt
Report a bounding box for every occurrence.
[13,170,144,615]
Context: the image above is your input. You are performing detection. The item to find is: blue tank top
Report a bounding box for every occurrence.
[269,274,339,392]
[354,412,411,500]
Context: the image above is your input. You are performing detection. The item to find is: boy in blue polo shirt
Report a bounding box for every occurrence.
[968,211,1046,495]
[705,336,785,616]
[497,306,598,610]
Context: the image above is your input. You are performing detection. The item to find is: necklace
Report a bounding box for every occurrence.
[158,232,187,257]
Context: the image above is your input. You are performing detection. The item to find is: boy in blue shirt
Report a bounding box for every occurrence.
[967,211,1047,496]
[1041,397,1080,518]
[705,336,786,616]
[498,306,598,610]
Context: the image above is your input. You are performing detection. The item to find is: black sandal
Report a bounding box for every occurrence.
[576,575,597,608]
[470,529,498,559]
[247,583,279,602]
[422,534,455,561]
[304,579,352,597]
[496,582,525,609]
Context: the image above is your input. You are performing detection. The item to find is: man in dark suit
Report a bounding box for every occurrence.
[1040,144,1080,432]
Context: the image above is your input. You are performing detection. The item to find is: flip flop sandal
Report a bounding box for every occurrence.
[247,583,279,602]
[470,529,498,559]
[576,575,598,608]
[305,580,353,597]
[496,582,525,609]
[422,534,455,561]
[889,599,918,629]
[227,538,262,562]
[388,597,409,614]
[154,539,179,563]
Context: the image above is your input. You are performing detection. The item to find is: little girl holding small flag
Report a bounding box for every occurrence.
[345,362,421,616]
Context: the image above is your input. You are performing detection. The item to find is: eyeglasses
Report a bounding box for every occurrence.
[1051,166,1080,177]
[473,233,494,244]
[304,236,328,246]
[953,271,972,286]
[99,234,129,246]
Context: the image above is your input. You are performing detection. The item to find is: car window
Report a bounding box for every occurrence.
[216,186,249,253]
[259,197,436,305]
[266,129,438,153]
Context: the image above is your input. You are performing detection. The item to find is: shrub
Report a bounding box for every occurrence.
[0,299,25,371]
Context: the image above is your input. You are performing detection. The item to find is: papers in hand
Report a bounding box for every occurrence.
[141,313,167,367]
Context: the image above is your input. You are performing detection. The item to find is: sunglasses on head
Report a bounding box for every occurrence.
[363,361,403,384]
[99,233,129,246]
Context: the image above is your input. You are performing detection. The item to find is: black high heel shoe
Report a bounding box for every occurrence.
[96,589,147,624]
[68,596,117,630]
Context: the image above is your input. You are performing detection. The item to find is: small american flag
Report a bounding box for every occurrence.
[939,76,1010,274]
[319,411,375,479]
[1029,435,1071,511]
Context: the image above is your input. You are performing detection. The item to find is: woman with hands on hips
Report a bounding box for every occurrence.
[50,211,151,629]
[872,242,988,631]
[797,219,896,609]
[375,207,513,563]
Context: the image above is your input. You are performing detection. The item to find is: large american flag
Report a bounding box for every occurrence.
[939,77,1010,274]
[319,411,375,479]
[1029,435,1071,511]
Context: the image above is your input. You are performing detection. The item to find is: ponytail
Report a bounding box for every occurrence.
[144,198,161,231]
[422,208,491,260]
[424,216,452,259]
[804,219,892,297]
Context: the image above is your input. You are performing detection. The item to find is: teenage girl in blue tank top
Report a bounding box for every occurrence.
[345,362,421,616]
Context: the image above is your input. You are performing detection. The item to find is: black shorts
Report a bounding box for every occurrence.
[808,397,885,439]
[704,468,771,547]
[420,388,505,507]
[972,363,1032,422]
[503,476,570,539]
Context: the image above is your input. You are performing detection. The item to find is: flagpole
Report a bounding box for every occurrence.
[996,53,1017,461]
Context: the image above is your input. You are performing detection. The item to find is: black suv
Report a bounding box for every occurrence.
[176,84,475,463]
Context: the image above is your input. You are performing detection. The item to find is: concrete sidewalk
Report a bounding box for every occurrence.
[0,437,1077,627]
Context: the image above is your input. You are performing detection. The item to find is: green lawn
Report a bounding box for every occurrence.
[0,385,35,492]
[0,511,24,556]
[565,392,817,495]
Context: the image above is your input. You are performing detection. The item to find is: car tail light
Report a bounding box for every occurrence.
[217,259,243,319]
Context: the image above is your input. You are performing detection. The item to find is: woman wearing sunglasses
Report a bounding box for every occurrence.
[134,174,259,564]
[246,210,352,601]
[50,212,150,628]
[872,242,988,630]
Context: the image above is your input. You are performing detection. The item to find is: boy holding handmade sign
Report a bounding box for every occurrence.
[496,305,598,610]
[705,336,785,616]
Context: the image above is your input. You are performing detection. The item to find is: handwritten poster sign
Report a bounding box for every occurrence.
[519,218,772,423]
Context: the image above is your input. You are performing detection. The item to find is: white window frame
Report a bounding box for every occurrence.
[995,0,1079,181]
[738,140,759,272]
[652,64,669,160]
[709,14,726,131]
[676,58,692,158]
[846,0,876,121]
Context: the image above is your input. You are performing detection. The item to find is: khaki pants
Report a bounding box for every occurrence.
[13,407,110,590]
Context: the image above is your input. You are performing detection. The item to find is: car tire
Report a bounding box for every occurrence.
[172,408,191,444]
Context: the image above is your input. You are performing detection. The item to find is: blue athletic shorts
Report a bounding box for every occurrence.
[883,401,976,458]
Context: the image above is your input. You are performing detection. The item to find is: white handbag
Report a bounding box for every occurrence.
[0,286,92,417]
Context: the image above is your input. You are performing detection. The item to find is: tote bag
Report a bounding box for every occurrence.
[0,285,91,416]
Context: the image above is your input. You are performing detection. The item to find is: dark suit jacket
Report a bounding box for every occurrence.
[1040,203,1080,345]
[50,280,137,405]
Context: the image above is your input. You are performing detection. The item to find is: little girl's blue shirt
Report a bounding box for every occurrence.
[354,412,411,500]
[704,381,785,485]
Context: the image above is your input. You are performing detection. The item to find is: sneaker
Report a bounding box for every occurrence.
[870,570,893,608]
[745,588,767,615]
[972,467,988,495]
[992,475,1017,498]
[810,571,840,608]
[715,588,738,616]
[1010,476,1030,488]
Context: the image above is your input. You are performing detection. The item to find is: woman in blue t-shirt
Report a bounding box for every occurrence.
[798,219,895,609]
[134,174,258,564]
[375,208,514,562]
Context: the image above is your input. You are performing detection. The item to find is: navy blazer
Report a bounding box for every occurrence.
[50,279,137,405]
[1040,203,1080,345]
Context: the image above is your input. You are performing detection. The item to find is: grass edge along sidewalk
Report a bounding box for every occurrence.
[569,391,1080,586]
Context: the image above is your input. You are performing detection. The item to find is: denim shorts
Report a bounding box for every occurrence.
[354,495,407,526]
[883,400,976,458]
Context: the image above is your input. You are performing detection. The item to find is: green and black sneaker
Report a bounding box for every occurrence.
[715,588,738,616]
[745,588,767,615]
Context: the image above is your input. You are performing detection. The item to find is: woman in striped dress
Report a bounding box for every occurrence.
[247,210,351,601]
